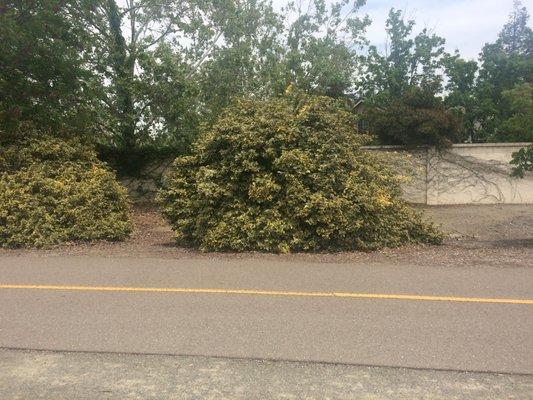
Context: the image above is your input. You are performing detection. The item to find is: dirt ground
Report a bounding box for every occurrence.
[1,203,532,267]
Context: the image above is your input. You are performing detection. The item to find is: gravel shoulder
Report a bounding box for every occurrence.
[1,203,532,268]
[1,348,532,400]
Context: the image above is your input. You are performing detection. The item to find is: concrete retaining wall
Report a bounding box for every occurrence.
[365,143,533,205]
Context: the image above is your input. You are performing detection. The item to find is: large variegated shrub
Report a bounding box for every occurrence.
[0,131,132,247]
[158,95,442,252]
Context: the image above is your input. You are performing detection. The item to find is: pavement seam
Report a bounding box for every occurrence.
[2,346,532,377]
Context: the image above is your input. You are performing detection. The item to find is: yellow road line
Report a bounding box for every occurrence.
[0,284,532,305]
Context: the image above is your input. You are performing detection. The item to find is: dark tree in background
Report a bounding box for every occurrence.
[366,87,462,147]
[0,0,99,135]
[442,51,478,142]
[501,82,533,142]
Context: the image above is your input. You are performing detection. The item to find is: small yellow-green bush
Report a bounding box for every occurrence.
[0,132,132,248]
[0,131,99,171]
[158,95,442,252]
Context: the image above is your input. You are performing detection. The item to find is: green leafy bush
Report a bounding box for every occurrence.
[0,133,98,172]
[0,132,133,248]
[510,145,533,178]
[158,95,442,252]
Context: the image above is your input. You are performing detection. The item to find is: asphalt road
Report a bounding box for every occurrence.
[0,255,532,375]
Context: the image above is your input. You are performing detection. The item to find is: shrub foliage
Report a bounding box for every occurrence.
[158,95,442,252]
[0,131,133,247]
[510,145,533,178]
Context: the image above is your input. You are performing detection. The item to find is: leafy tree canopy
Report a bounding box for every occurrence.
[0,0,99,133]
[365,87,462,147]
[359,8,446,105]
[501,82,533,142]
[475,0,533,141]
[442,51,478,141]
[1,0,532,150]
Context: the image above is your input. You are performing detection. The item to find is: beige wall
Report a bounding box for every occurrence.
[365,143,533,205]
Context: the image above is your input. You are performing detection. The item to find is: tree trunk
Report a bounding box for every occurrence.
[107,0,136,149]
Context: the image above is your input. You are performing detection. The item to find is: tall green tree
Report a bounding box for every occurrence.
[282,0,370,98]
[501,82,533,142]
[86,0,225,149]
[359,8,446,105]
[358,8,458,146]
[0,0,99,135]
[475,0,533,141]
[0,0,208,147]
[442,51,478,141]
[196,0,285,122]
[1,0,373,150]
[197,0,371,121]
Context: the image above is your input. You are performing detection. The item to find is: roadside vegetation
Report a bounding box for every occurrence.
[0,0,531,249]
[511,145,533,178]
[158,94,442,252]
[1,1,531,152]
[0,127,132,248]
